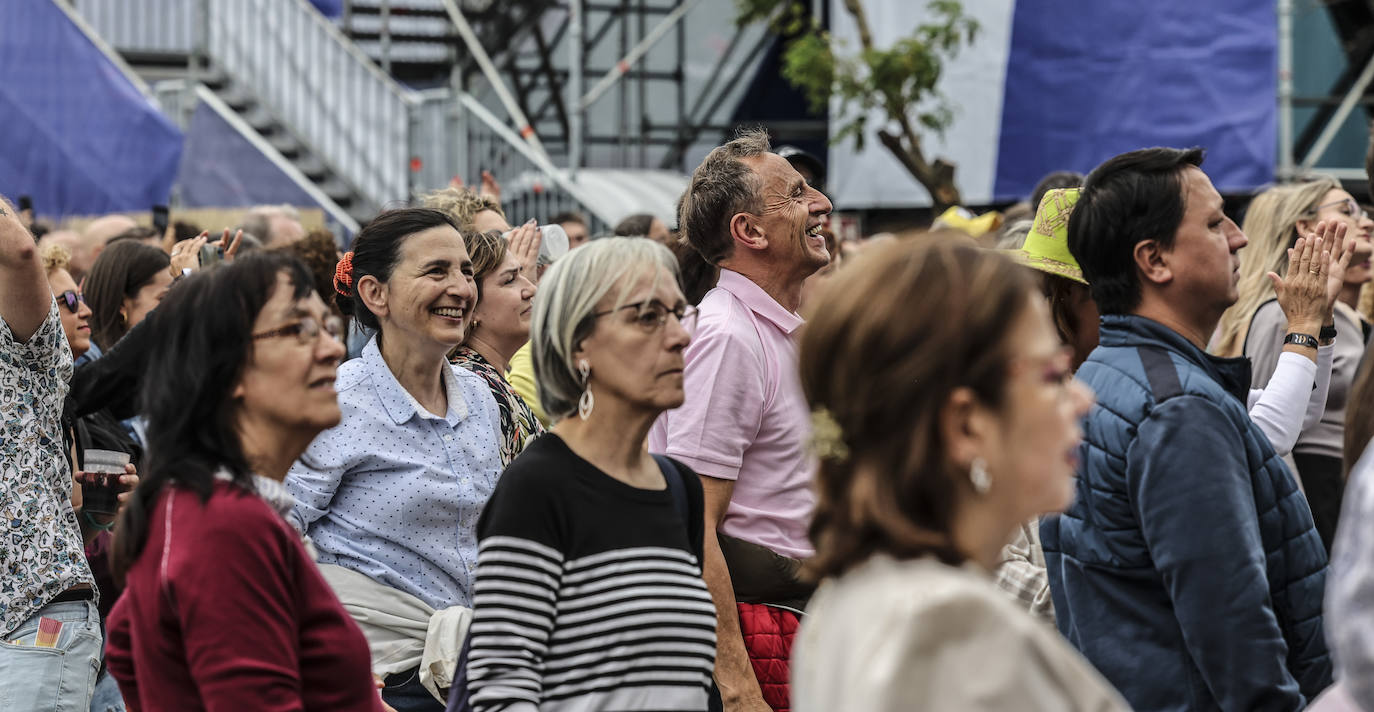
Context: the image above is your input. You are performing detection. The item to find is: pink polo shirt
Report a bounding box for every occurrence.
[650,269,816,559]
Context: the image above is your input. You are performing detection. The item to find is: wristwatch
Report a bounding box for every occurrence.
[1284,332,1320,349]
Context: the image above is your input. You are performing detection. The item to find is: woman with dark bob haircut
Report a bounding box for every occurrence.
[104,252,388,710]
[286,208,502,711]
[83,240,173,353]
[789,237,1127,711]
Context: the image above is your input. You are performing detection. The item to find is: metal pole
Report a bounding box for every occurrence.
[1300,50,1374,172]
[1278,0,1294,181]
[451,65,468,186]
[577,0,703,113]
[570,0,584,176]
[618,0,628,166]
[440,0,553,162]
[456,92,612,224]
[380,0,392,75]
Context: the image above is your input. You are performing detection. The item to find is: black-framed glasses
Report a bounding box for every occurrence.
[1313,197,1369,220]
[57,290,85,314]
[592,300,698,333]
[252,315,345,346]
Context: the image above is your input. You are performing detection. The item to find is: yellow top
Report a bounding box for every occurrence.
[507,341,549,426]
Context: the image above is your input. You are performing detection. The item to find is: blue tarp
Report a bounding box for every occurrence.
[0,0,182,217]
[176,100,323,210]
[994,1,1277,200]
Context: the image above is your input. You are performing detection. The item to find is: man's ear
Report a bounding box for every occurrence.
[1133,239,1172,286]
[357,275,387,321]
[729,212,767,253]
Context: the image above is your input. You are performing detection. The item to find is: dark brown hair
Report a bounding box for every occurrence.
[273,228,340,314]
[84,240,171,351]
[799,234,1036,579]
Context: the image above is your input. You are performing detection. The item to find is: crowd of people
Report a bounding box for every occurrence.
[6,125,1374,712]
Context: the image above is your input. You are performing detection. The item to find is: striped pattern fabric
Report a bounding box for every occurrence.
[468,537,716,711]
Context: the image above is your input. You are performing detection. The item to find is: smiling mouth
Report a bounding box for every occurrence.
[806,224,823,238]
[308,377,335,390]
[431,307,464,321]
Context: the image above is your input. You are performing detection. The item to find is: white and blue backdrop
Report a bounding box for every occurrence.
[828,0,1278,209]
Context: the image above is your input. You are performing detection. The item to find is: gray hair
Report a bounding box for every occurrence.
[236,204,300,245]
[531,237,679,420]
[679,128,771,265]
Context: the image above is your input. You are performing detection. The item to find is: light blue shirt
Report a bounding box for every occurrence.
[286,337,503,610]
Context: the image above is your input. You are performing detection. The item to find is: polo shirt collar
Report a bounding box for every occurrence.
[362,337,470,426]
[716,269,805,334]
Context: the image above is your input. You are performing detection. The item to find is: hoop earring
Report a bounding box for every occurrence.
[577,359,594,421]
[969,457,991,495]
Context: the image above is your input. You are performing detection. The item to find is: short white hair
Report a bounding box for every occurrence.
[531,237,679,420]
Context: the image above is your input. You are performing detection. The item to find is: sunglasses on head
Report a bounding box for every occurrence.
[57,290,85,314]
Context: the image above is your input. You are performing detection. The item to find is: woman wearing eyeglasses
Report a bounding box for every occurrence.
[449,230,544,466]
[455,238,717,712]
[1216,176,1374,553]
[286,208,503,712]
[103,252,391,710]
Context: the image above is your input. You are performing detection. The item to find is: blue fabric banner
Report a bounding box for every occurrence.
[0,0,182,218]
[994,1,1277,200]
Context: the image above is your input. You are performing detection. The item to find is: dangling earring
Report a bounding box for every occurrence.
[969,457,991,495]
[577,359,594,420]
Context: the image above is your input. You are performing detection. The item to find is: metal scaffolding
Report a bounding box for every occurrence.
[1278,0,1374,181]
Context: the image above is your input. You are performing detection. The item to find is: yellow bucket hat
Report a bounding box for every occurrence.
[933,205,1004,238]
[1014,188,1086,285]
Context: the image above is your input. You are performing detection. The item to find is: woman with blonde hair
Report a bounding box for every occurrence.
[791,237,1126,710]
[1216,176,1369,552]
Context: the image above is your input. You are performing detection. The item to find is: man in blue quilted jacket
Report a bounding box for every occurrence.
[1041,147,1332,711]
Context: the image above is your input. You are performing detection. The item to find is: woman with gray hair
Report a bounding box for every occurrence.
[454,238,718,712]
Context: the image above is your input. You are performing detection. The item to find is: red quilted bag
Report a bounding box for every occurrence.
[737,602,800,712]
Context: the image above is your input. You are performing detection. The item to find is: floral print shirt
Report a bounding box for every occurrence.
[450,346,545,467]
[0,300,94,635]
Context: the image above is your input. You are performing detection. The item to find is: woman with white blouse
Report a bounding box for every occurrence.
[286,208,504,712]
[791,238,1129,711]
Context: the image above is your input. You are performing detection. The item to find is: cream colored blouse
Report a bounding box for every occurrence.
[793,554,1131,711]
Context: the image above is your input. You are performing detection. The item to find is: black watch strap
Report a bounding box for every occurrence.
[1320,324,1338,343]
[1284,332,1320,349]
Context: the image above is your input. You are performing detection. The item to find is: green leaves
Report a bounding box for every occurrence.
[735,0,976,206]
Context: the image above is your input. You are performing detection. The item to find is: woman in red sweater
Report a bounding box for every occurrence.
[105,252,388,712]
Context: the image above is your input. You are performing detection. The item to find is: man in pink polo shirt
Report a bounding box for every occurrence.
[650,129,832,712]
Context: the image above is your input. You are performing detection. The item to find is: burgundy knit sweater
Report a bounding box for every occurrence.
[106,480,385,712]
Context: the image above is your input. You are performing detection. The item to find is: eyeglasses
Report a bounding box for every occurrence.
[1313,197,1370,220]
[252,315,345,346]
[592,300,698,333]
[56,290,85,314]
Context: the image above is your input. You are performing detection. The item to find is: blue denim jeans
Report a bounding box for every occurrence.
[0,599,102,712]
[88,668,125,712]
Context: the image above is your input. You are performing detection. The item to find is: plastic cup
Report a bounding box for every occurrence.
[81,449,130,516]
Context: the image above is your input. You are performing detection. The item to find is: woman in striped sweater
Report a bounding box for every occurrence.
[458,238,717,712]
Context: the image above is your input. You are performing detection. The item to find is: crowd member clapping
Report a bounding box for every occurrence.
[1215,176,1370,552]
[449,230,544,466]
[286,208,502,711]
[790,237,1123,711]
[460,237,716,712]
[1045,148,1332,710]
[103,252,386,710]
[0,197,104,712]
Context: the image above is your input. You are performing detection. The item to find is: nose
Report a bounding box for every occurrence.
[520,275,537,300]
[318,324,347,363]
[452,272,476,304]
[78,301,92,319]
[1228,220,1248,252]
[1069,378,1095,418]
[664,314,691,351]
[810,187,833,217]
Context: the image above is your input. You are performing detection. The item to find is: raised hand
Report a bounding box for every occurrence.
[506,219,543,285]
[1267,230,1326,338]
